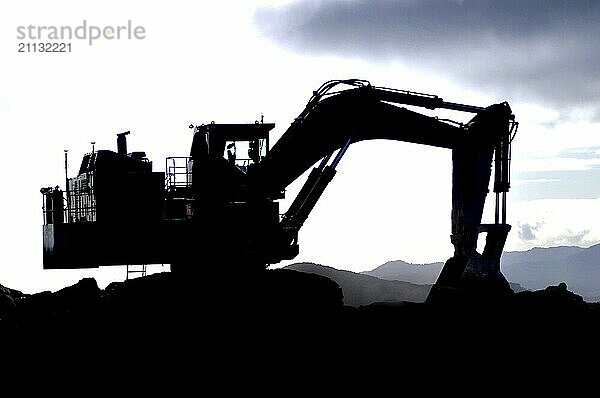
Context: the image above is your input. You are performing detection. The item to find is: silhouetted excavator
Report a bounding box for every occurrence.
[41,79,518,298]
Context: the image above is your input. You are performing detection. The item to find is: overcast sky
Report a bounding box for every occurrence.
[0,0,598,293]
[258,1,600,112]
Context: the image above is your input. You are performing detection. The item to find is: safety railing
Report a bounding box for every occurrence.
[165,157,192,190]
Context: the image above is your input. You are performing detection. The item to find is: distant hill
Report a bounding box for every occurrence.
[361,260,525,293]
[501,244,600,300]
[284,262,430,306]
[362,244,600,301]
[362,260,444,285]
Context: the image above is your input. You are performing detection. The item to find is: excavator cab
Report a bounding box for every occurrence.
[216,123,272,172]
[193,122,272,163]
[164,123,275,222]
[187,122,291,266]
[189,122,276,200]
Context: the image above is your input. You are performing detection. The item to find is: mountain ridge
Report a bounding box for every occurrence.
[285,262,430,306]
[361,244,600,301]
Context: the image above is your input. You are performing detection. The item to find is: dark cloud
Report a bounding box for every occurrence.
[518,222,541,241]
[256,0,600,113]
[545,229,591,246]
[516,222,593,246]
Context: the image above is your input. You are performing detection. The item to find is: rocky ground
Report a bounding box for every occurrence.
[1,269,599,394]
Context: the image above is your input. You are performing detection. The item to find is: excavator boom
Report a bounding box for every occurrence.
[251,81,512,196]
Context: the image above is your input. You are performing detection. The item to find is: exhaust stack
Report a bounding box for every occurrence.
[117,131,130,156]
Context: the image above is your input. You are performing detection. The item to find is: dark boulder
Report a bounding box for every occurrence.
[0,284,25,321]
